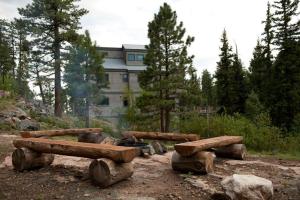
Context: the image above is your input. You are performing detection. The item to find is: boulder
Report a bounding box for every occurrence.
[17,119,40,131]
[151,141,167,155]
[221,174,273,200]
[100,136,119,145]
[78,132,105,143]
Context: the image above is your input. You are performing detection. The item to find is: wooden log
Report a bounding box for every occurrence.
[89,158,134,188]
[171,151,215,174]
[20,128,103,138]
[78,132,105,143]
[13,138,139,163]
[175,136,243,157]
[214,144,246,160]
[12,148,54,171]
[123,131,199,141]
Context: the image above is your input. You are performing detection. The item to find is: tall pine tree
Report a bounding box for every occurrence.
[137,3,194,132]
[18,0,88,117]
[268,0,300,130]
[215,30,248,114]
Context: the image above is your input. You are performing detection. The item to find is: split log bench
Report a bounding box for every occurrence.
[20,128,104,143]
[172,136,245,174]
[123,131,199,142]
[12,138,139,188]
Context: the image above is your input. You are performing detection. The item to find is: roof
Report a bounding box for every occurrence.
[122,44,146,51]
[103,58,147,71]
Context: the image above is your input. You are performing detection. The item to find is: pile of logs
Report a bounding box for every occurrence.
[172,136,246,174]
[13,128,138,188]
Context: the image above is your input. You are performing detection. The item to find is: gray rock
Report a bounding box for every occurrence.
[17,119,40,131]
[78,133,105,143]
[151,141,167,155]
[221,174,273,200]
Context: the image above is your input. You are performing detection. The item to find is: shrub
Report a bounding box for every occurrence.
[179,114,300,156]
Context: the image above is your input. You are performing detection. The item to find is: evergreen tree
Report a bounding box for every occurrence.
[201,69,213,107]
[215,31,248,114]
[64,31,105,127]
[272,0,299,50]
[215,30,234,114]
[249,40,266,99]
[231,48,248,114]
[137,3,194,132]
[19,0,88,117]
[268,0,300,130]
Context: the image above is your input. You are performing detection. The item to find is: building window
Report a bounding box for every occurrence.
[105,73,109,82]
[123,98,129,107]
[99,96,109,106]
[122,74,128,82]
[136,54,144,61]
[128,54,135,61]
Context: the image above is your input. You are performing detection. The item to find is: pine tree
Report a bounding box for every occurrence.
[137,3,194,132]
[215,30,234,114]
[268,0,300,130]
[64,31,105,127]
[272,0,300,50]
[201,69,213,107]
[19,0,88,117]
[215,31,248,114]
[249,40,266,99]
[230,48,248,114]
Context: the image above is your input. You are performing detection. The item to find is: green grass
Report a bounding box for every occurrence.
[248,150,300,161]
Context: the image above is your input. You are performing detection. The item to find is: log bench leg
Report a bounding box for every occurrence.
[89,158,134,188]
[214,144,246,160]
[12,148,54,171]
[171,151,215,174]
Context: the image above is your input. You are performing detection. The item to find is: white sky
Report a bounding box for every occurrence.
[0,0,274,75]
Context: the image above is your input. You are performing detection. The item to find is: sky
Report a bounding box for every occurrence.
[0,0,273,75]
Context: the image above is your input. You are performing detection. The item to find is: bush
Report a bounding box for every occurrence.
[179,114,300,156]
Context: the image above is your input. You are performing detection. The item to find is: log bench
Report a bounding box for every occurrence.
[12,138,139,188]
[123,131,199,142]
[172,136,245,174]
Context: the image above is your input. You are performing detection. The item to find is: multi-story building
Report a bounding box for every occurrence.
[92,44,147,123]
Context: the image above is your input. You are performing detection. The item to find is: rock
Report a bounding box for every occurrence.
[100,136,119,145]
[151,141,167,155]
[221,174,273,200]
[17,119,40,131]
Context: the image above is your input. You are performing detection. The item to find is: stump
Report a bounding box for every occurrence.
[89,158,134,188]
[214,144,246,160]
[78,132,105,143]
[171,151,215,174]
[12,148,54,171]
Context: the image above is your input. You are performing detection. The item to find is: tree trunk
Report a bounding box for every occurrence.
[165,109,170,133]
[12,148,54,171]
[123,131,199,141]
[21,128,102,138]
[89,158,134,188]
[214,144,246,160]
[171,151,214,174]
[35,66,46,105]
[175,136,243,157]
[54,17,62,117]
[13,138,138,163]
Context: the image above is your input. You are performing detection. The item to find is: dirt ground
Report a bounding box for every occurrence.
[0,133,299,200]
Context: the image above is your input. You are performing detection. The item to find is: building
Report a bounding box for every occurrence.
[92,44,147,123]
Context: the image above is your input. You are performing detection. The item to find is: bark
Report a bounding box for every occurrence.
[13,138,138,163]
[89,158,134,188]
[214,144,246,160]
[12,148,54,171]
[175,136,243,157]
[54,9,62,117]
[21,128,103,138]
[123,131,199,141]
[171,151,215,174]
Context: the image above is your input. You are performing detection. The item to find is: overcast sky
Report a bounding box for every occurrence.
[0,0,273,75]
